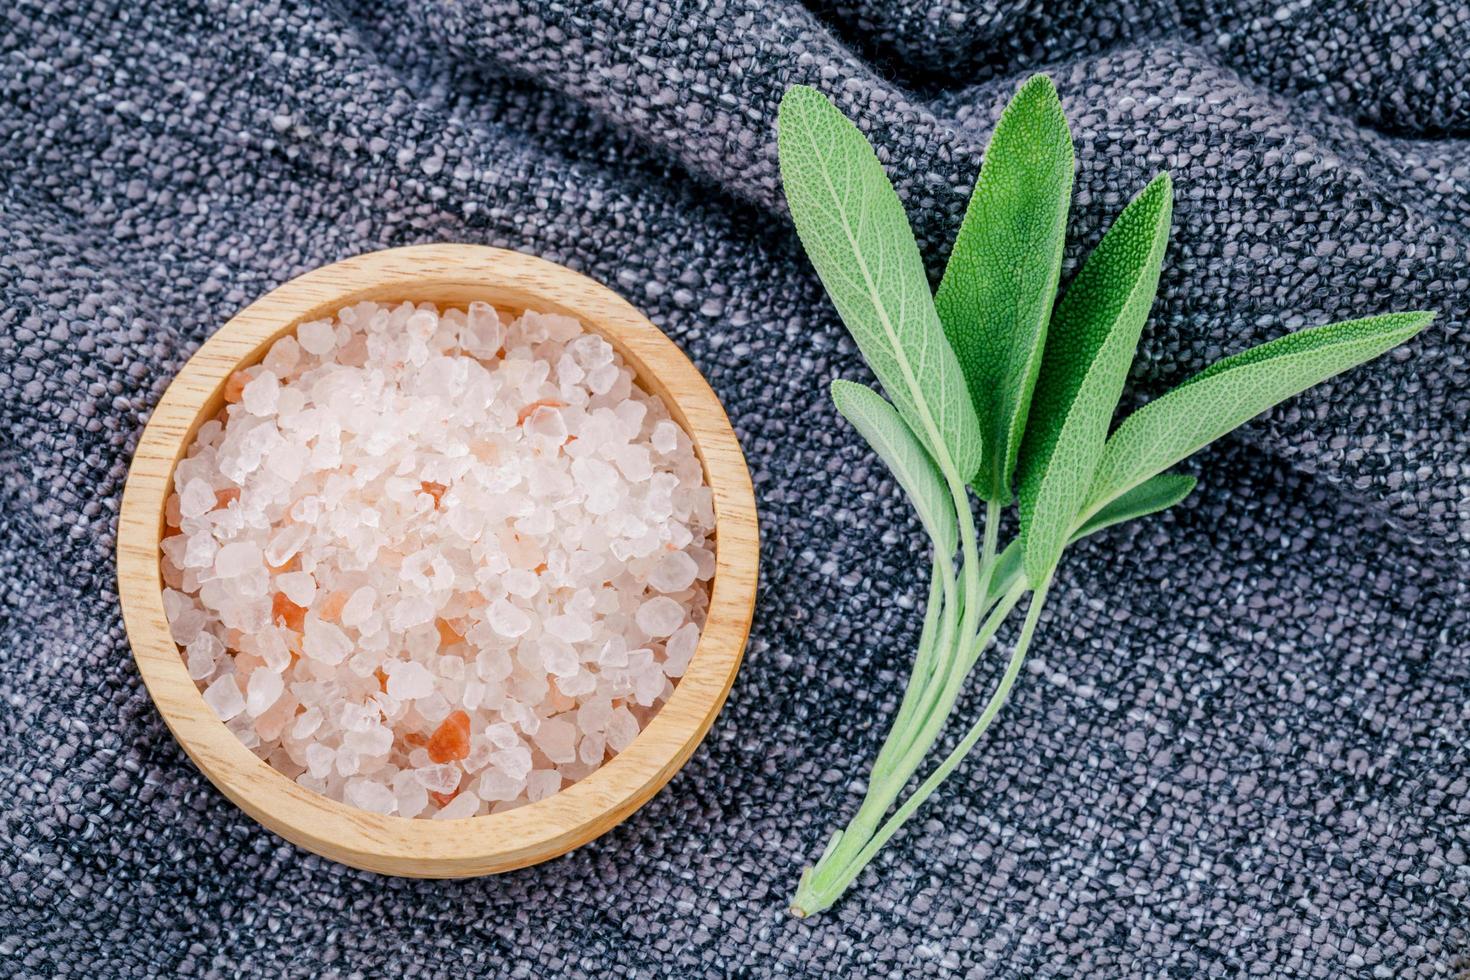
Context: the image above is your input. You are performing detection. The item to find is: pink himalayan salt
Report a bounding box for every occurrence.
[162,301,714,818]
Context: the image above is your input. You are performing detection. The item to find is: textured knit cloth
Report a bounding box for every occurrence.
[2,1,1468,976]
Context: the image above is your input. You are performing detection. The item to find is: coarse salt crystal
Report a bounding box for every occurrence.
[648,550,699,593]
[245,668,284,717]
[635,596,685,637]
[297,319,337,355]
[203,675,245,721]
[385,660,435,700]
[432,790,481,819]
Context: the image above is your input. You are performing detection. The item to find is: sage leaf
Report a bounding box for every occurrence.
[831,380,958,559]
[778,85,983,483]
[1016,172,1174,584]
[988,472,1196,601]
[1075,472,1197,538]
[935,74,1074,502]
[1086,311,1434,514]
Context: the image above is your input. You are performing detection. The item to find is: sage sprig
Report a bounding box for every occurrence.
[777,75,1433,917]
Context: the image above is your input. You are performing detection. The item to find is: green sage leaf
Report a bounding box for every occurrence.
[831,380,958,558]
[935,74,1074,501]
[1086,311,1434,515]
[1016,172,1174,584]
[778,85,983,483]
[988,472,1197,601]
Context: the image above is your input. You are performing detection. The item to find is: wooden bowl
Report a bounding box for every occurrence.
[116,244,758,877]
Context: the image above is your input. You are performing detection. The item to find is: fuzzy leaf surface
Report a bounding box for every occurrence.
[1086,311,1434,513]
[778,85,982,481]
[935,74,1074,499]
[831,380,958,558]
[1016,173,1173,584]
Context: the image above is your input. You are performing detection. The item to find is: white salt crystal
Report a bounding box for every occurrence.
[297,319,337,355]
[302,617,351,665]
[578,732,606,766]
[242,370,280,416]
[415,764,462,794]
[651,420,679,454]
[388,596,435,631]
[633,662,667,706]
[525,405,567,447]
[546,614,592,644]
[340,586,377,627]
[214,541,263,579]
[345,779,396,815]
[406,310,438,343]
[245,668,284,717]
[263,524,308,568]
[179,478,217,519]
[265,440,307,482]
[586,363,619,394]
[577,697,612,735]
[477,769,525,802]
[648,551,698,593]
[202,675,245,721]
[491,745,533,781]
[385,660,435,700]
[395,779,428,819]
[344,725,393,757]
[185,633,222,680]
[503,568,540,598]
[664,622,700,678]
[335,747,361,777]
[462,734,494,772]
[636,596,684,637]
[535,638,577,677]
[607,707,641,752]
[612,445,653,482]
[488,598,530,638]
[432,790,481,819]
[484,722,520,750]
[461,302,503,358]
[341,702,379,733]
[532,717,578,764]
[525,770,562,802]
[277,571,317,607]
[595,636,630,668]
[304,743,335,779]
[292,706,323,741]
[262,335,300,375]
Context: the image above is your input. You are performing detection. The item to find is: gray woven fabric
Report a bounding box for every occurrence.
[2,0,1468,975]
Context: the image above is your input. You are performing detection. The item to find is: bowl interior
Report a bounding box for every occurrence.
[117,244,758,877]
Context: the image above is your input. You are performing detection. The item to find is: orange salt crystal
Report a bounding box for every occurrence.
[214,487,240,509]
[420,481,448,507]
[318,591,349,622]
[271,592,307,632]
[436,618,463,648]
[374,668,389,693]
[223,370,250,403]
[428,788,460,808]
[427,710,471,764]
[404,732,428,749]
[533,562,548,575]
[516,398,566,425]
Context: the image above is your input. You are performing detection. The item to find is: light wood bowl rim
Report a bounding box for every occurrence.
[116,244,759,878]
